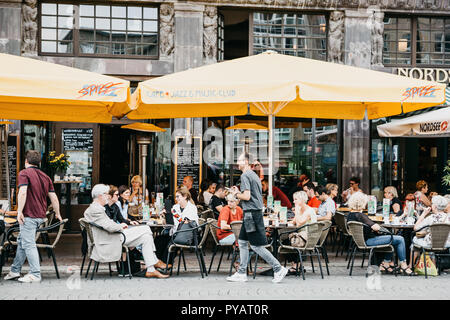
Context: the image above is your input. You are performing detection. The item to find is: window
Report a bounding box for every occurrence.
[383,16,450,66]
[40,3,158,58]
[252,12,327,60]
[217,13,224,61]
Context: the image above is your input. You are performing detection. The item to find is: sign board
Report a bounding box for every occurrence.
[174,136,202,193]
[63,128,93,151]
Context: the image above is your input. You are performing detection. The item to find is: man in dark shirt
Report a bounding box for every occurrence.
[4,150,61,283]
[209,185,227,219]
[227,153,288,283]
[261,178,292,209]
[183,176,198,205]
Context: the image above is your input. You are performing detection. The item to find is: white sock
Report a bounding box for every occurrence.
[147,266,155,273]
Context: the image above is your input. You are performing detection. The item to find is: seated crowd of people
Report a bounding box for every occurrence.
[84,168,450,279]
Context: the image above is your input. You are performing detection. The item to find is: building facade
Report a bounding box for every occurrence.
[0,0,449,229]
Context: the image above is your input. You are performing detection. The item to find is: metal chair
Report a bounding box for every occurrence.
[346,221,396,277]
[207,218,235,273]
[412,223,450,278]
[6,219,68,279]
[165,219,210,278]
[0,229,5,278]
[315,220,332,276]
[85,221,132,280]
[277,222,324,280]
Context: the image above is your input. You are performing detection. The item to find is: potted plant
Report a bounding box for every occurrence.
[443,160,450,192]
[48,151,71,181]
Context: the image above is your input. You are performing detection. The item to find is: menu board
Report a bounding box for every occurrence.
[63,128,93,151]
[175,136,202,191]
[1,134,19,206]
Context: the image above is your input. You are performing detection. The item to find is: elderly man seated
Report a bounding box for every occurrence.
[84,184,169,279]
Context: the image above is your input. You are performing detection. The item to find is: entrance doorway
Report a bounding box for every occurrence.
[99,125,137,187]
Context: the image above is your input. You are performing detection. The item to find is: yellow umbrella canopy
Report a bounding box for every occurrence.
[226,123,268,130]
[129,51,446,120]
[0,53,132,123]
[121,122,166,132]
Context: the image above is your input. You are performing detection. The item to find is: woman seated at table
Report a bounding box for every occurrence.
[346,192,415,276]
[154,186,199,266]
[105,185,139,226]
[411,195,450,267]
[414,180,431,216]
[217,194,243,245]
[384,186,402,216]
[282,191,317,274]
[130,175,150,206]
[116,185,131,221]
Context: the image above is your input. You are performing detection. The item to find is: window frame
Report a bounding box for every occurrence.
[38,1,160,60]
[383,14,450,68]
[249,10,328,60]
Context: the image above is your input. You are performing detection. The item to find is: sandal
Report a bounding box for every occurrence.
[379,264,394,274]
[398,266,416,276]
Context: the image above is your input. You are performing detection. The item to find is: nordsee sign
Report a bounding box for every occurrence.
[397,68,450,84]
[419,121,448,133]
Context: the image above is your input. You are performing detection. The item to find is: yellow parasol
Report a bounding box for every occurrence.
[121,122,166,132]
[226,123,268,130]
[0,53,132,123]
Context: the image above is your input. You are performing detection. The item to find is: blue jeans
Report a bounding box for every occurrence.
[11,217,45,278]
[219,234,236,246]
[365,235,407,263]
[237,239,282,274]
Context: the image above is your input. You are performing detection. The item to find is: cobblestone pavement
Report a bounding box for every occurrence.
[1,253,449,300]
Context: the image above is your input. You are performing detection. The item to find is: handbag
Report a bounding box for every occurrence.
[243,211,256,233]
[173,219,198,246]
[414,253,437,276]
[289,230,308,248]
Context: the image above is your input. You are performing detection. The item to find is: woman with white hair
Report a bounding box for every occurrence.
[346,192,415,276]
[283,191,317,274]
[84,184,169,278]
[384,186,402,216]
[411,195,450,265]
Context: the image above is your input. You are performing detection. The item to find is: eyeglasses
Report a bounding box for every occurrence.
[114,193,119,196]
[349,182,355,185]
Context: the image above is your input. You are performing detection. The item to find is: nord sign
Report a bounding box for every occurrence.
[397,68,450,84]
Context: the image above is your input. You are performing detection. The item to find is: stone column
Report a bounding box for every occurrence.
[0,0,22,55]
[174,2,204,72]
[342,9,372,193]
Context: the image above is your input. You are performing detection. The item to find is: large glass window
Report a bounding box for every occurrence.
[252,13,327,60]
[383,16,450,66]
[40,2,158,57]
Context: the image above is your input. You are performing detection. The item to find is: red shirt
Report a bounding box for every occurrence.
[307,196,321,208]
[216,205,243,241]
[272,186,292,209]
[18,166,54,219]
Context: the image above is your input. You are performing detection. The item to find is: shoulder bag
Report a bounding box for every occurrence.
[173,219,198,246]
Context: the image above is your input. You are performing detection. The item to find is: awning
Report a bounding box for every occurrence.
[377,106,450,137]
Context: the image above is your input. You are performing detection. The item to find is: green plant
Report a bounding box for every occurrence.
[48,151,71,172]
[443,160,450,191]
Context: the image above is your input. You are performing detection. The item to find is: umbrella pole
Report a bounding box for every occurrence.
[268,114,273,198]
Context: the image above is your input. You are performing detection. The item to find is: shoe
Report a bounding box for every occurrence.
[18,273,41,283]
[398,266,416,276]
[145,270,169,279]
[4,271,21,281]
[379,264,395,275]
[272,266,288,283]
[226,272,248,282]
[154,260,172,270]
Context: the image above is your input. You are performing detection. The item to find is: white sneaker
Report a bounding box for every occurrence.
[18,273,41,283]
[272,266,288,283]
[226,272,248,282]
[3,271,21,281]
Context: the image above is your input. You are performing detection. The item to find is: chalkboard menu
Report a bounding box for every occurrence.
[1,134,19,206]
[175,136,202,192]
[63,128,93,151]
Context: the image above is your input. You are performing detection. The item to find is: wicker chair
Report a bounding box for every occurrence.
[277,222,324,280]
[207,218,235,273]
[315,220,332,276]
[334,211,353,259]
[165,218,210,278]
[346,221,396,277]
[412,223,450,278]
[199,209,214,221]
